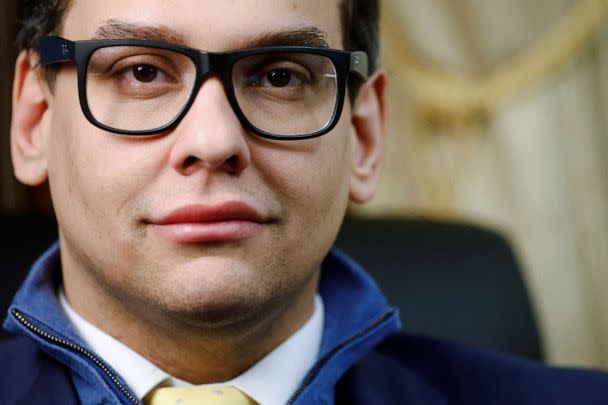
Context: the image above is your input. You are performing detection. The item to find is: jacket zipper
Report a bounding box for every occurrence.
[12,309,141,405]
[286,308,395,405]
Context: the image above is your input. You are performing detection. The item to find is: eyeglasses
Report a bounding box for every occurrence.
[39,36,368,140]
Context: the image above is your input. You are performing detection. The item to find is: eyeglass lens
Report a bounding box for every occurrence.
[85,46,338,136]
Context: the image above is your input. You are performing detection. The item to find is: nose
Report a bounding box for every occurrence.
[169,77,251,176]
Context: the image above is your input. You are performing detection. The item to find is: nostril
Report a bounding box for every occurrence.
[183,156,198,168]
[224,155,244,175]
[179,154,242,174]
[225,155,241,174]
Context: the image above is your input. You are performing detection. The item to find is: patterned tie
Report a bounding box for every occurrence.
[144,385,257,405]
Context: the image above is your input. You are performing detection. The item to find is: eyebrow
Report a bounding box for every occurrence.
[92,19,330,49]
[247,27,330,48]
[93,20,186,43]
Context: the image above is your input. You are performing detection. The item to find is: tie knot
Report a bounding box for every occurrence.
[144,385,257,405]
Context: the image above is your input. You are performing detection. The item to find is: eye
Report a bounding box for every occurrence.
[115,62,175,87]
[266,69,292,87]
[131,64,159,83]
[249,66,309,89]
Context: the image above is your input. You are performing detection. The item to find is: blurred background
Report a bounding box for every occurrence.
[2,0,608,368]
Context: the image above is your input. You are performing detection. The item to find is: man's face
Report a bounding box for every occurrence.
[14,0,384,328]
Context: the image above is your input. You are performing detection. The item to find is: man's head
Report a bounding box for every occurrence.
[10,0,386,337]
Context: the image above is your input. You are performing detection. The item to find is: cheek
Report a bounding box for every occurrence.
[46,81,159,234]
[252,120,354,250]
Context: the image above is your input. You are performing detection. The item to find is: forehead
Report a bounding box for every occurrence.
[62,0,344,50]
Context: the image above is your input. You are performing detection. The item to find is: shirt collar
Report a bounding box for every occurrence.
[60,289,324,405]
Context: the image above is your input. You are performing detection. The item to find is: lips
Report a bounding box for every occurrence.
[148,201,269,243]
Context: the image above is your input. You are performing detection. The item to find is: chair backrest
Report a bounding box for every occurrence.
[1,214,543,361]
[1,215,59,339]
[335,216,543,361]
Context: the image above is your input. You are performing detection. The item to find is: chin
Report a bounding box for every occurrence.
[154,258,281,328]
[161,290,278,333]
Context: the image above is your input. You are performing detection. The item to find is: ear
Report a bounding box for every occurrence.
[348,69,387,203]
[10,50,51,186]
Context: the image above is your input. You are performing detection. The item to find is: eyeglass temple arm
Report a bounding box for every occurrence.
[350,51,369,80]
[39,36,75,65]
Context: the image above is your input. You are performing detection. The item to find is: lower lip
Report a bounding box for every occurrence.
[150,221,264,243]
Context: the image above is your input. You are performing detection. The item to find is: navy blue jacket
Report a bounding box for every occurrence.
[2,243,608,404]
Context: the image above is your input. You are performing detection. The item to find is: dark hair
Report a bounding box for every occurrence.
[17,0,379,96]
[17,0,70,52]
[341,0,380,74]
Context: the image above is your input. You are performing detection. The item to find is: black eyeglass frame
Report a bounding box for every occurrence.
[39,36,369,140]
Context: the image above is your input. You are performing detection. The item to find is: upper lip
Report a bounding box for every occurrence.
[150,201,267,225]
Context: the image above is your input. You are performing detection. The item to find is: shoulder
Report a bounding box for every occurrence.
[344,332,608,405]
[0,335,44,384]
[0,336,78,404]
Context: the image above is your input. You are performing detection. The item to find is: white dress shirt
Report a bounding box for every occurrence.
[60,289,324,405]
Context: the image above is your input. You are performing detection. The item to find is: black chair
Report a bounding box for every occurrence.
[335,216,543,361]
[1,214,543,361]
[1,215,58,338]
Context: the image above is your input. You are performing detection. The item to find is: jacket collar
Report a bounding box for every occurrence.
[4,242,142,404]
[4,242,82,341]
[284,249,402,404]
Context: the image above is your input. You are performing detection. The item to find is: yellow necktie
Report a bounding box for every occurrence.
[144,385,257,405]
